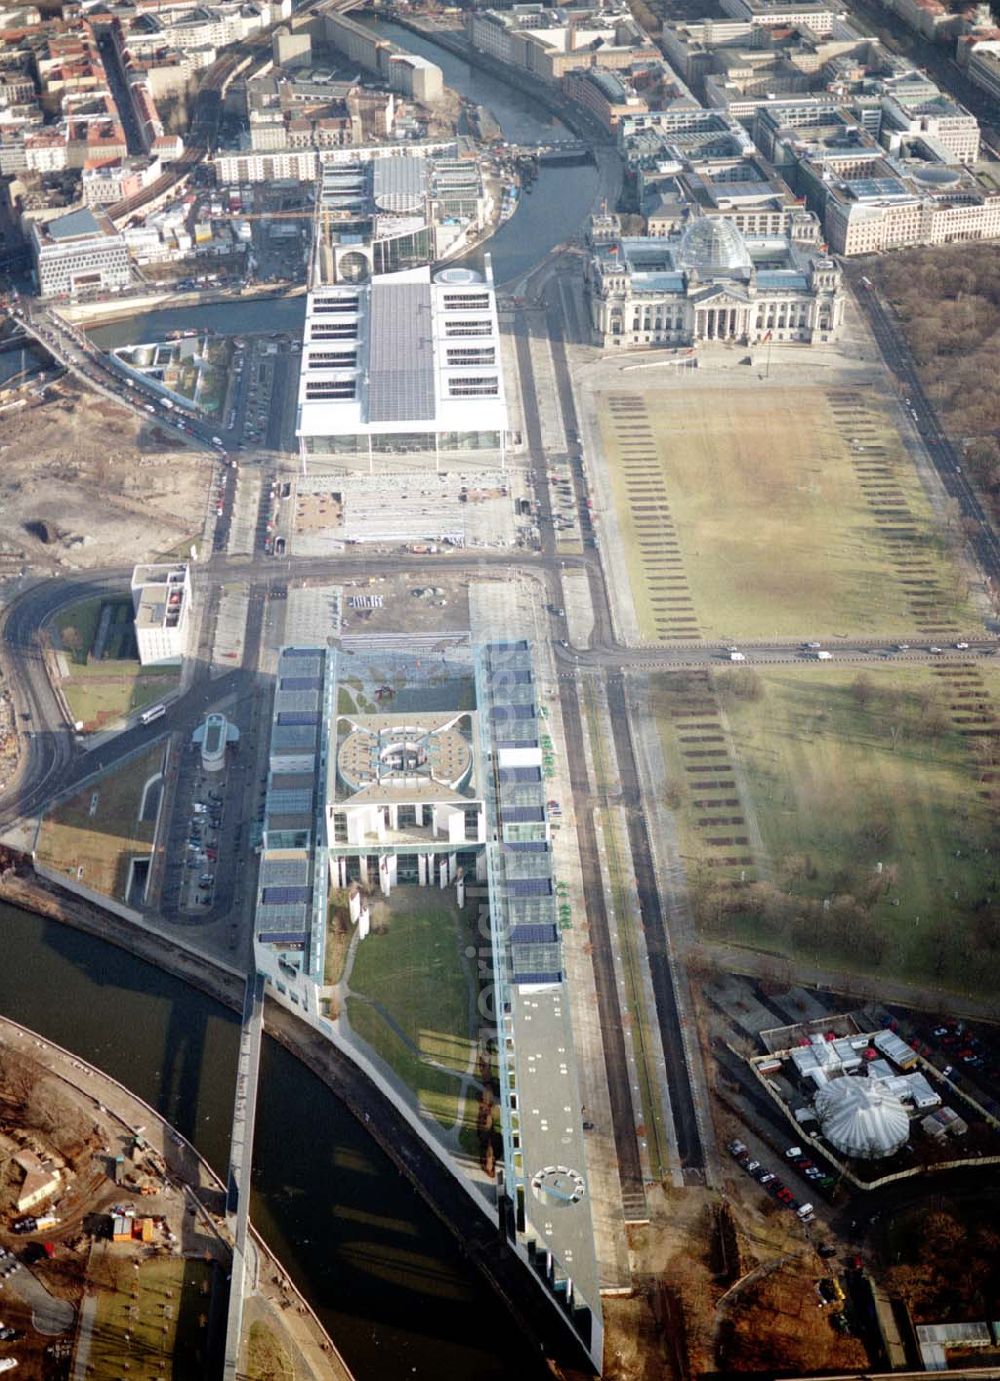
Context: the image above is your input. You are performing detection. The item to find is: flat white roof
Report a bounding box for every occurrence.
[297,263,508,441]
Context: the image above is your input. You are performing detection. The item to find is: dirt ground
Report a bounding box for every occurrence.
[339,572,472,637]
[0,379,211,572]
[603,1185,719,1381]
[717,1260,869,1374]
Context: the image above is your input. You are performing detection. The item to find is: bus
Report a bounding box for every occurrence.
[140,703,166,726]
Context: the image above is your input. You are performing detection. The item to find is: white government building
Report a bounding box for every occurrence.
[130,563,192,666]
[295,260,508,473]
[586,214,845,347]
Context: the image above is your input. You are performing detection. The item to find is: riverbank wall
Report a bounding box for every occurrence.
[61,283,307,329]
[0,864,602,1377]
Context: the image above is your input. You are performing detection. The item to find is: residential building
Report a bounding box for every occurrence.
[130,562,192,665]
[322,11,444,101]
[563,64,661,128]
[82,154,162,205]
[30,204,130,295]
[815,157,1000,253]
[214,146,320,182]
[966,41,1000,101]
[880,86,980,162]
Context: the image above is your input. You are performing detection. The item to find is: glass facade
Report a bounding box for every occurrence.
[302,430,503,457]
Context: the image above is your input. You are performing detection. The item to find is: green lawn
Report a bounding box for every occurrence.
[653,667,1000,992]
[36,743,165,900]
[600,383,971,641]
[346,999,467,1129]
[53,593,180,730]
[346,889,477,1128]
[87,1257,214,1381]
[55,596,110,666]
[62,663,179,731]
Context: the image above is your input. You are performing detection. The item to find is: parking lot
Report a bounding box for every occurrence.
[159,730,241,930]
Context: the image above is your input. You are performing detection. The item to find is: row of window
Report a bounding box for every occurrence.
[309,324,358,340]
[442,293,491,311]
[444,319,493,337]
[448,376,499,397]
[308,351,357,366]
[301,430,502,455]
[305,382,356,400]
[446,347,496,366]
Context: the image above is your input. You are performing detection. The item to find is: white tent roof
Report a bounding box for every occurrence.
[815,1077,909,1160]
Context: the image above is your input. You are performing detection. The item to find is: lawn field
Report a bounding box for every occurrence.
[600,382,971,642]
[36,744,165,901]
[651,666,1000,992]
[62,663,179,730]
[346,888,478,1130]
[54,594,180,730]
[87,1257,213,1381]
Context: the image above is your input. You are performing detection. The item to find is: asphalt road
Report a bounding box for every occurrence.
[1,549,993,834]
[514,304,647,1214]
[541,277,707,1180]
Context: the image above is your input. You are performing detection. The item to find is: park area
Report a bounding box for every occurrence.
[82,1255,214,1380]
[599,379,970,642]
[343,888,481,1138]
[651,665,1000,993]
[53,594,180,731]
[36,743,165,902]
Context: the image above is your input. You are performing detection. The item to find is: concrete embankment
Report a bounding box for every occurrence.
[60,283,306,328]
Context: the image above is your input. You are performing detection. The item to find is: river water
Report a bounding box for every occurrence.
[0,903,548,1381]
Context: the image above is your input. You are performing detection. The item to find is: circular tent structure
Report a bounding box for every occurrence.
[815,1078,909,1160]
[677,218,753,275]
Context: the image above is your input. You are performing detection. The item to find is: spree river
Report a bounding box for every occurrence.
[0,903,548,1381]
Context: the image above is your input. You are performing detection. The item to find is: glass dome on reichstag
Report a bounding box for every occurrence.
[677,218,753,275]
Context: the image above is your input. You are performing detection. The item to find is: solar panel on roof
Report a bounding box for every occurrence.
[507,877,552,897]
[277,712,320,726]
[367,281,435,424]
[512,970,562,987]
[283,648,324,657]
[256,931,308,946]
[261,886,312,905]
[498,766,542,784]
[503,841,550,853]
[501,806,545,822]
[510,923,559,944]
[489,704,536,720]
[280,676,323,691]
